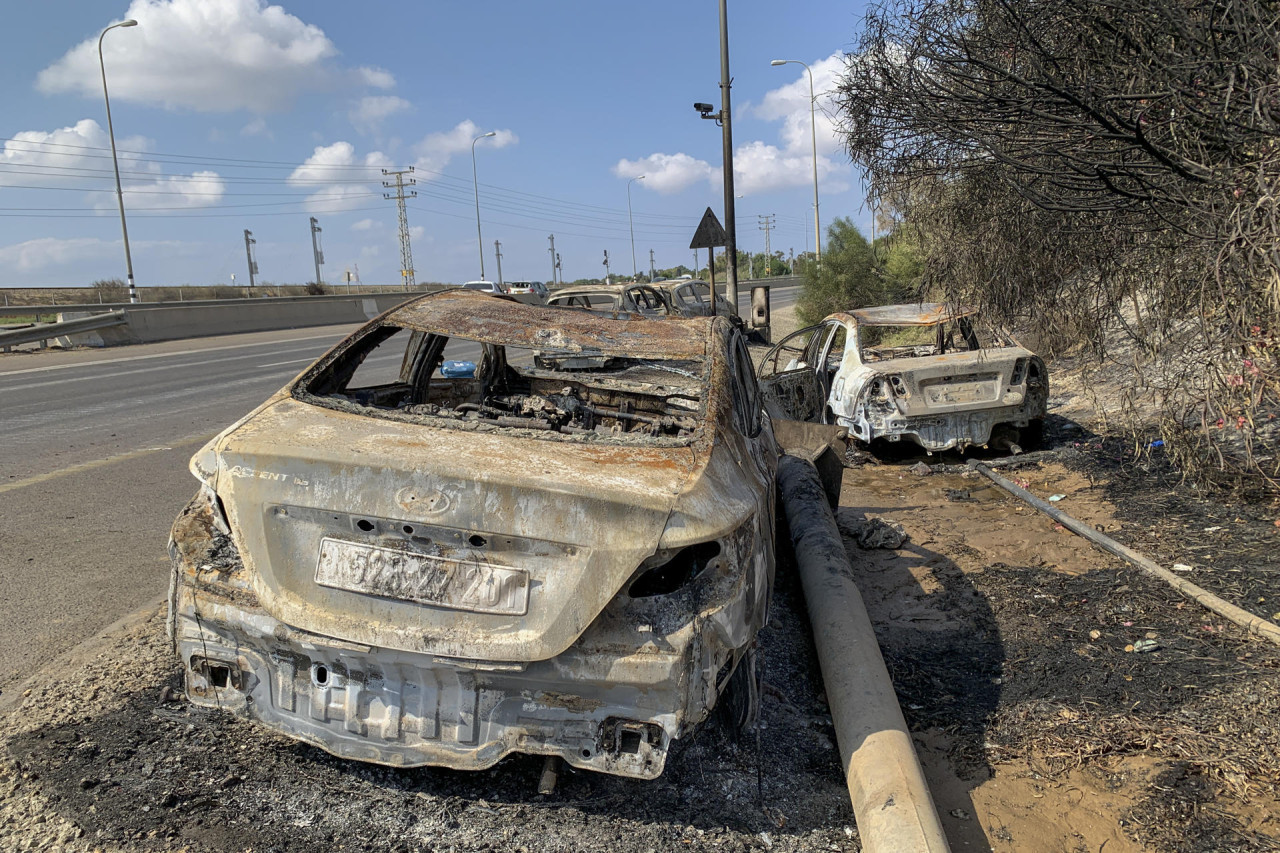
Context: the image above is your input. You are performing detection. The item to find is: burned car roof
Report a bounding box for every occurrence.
[389,290,703,357]
[846,303,978,326]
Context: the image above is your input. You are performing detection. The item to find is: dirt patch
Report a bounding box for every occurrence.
[840,452,1280,851]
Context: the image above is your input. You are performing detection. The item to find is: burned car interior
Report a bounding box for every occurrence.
[297,323,706,441]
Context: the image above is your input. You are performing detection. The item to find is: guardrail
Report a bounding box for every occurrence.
[0,311,126,351]
[0,287,451,319]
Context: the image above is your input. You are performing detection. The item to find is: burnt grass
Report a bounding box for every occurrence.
[5,429,1280,851]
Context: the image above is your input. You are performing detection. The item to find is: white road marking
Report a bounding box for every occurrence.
[0,432,215,496]
[0,343,332,393]
[0,329,351,377]
[257,358,317,368]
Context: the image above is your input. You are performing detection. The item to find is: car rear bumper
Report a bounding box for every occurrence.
[167,497,755,780]
[848,403,1042,452]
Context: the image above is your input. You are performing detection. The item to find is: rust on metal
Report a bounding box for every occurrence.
[167,291,777,780]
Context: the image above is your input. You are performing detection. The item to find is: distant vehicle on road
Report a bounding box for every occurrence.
[462,280,505,294]
[546,283,674,317]
[504,281,548,301]
[758,303,1048,453]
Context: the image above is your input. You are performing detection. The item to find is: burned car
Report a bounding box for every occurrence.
[656,279,735,319]
[759,303,1047,453]
[546,283,674,317]
[168,290,777,780]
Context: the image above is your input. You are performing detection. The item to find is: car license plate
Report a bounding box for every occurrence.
[314,538,529,616]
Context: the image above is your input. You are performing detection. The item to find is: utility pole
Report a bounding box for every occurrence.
[602,249,611,284]
[718,0,738,313]
[243,229,258,288]
[649,249,656,282]
[758,214,776,276]
[548,234,557,286]
[309,217,324,287]
[692,249,699,277]
[382,167,417,289]
[555,253,562,285]
[494,240,504,287]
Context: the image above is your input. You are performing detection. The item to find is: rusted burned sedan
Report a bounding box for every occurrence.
[759,303,1047,453]
[168,290,777,780]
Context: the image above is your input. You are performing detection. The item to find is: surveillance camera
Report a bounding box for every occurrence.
[694,102,714,114]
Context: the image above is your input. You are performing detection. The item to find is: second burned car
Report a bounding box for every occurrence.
[168,291,777,780]
[759,303,1048,454]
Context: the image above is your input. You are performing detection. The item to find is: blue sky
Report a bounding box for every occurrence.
[1,0,871,288]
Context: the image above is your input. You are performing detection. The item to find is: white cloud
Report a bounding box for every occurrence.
[408,225,425,241]
[37,0,342,112]
[751,53,846,157]
[0,237,114,272]
[0,236,188,272]
[287,141,392,212]
[612,153,715,194]
[356,66,396,89]
[732,140,848,195]
[0,119,224,207]
[240,118,271,138]
[351,218,379,231]
[0,119,147,181]
[618,52,851,197]
[412,120,517,174]
[107,170,227,210]
[350,95,411,134]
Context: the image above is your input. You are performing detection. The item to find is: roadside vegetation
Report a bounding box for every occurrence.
[825,0,1280,493]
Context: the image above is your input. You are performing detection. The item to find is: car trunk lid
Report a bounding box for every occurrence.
[209,397,704,662]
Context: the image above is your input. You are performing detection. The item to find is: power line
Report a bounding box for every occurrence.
[382,167,416,287]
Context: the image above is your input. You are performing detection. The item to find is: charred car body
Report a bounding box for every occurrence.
[168,291,777,779]
[546,283,675,317]
[759,303,1047,453]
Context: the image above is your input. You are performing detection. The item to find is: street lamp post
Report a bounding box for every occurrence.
[771,59,821,265]
[471,131,497,280]
[99,19,139,303]
[626,175,645,279]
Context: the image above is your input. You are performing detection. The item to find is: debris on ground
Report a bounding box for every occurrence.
[836,510,909,550]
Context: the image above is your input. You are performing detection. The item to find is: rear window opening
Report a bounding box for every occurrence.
[294,324,707,442]
[860,319,1015,363]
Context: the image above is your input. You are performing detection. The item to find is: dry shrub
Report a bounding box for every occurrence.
[836,0,1280,493]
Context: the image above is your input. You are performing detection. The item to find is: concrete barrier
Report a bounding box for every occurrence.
[59,292,424,347]
[50,286,761,348]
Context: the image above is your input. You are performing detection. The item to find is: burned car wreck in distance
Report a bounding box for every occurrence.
[168,290,777,780]
[759,303,1048,454]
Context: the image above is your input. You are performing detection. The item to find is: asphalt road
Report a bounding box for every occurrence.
[0,286,800,697]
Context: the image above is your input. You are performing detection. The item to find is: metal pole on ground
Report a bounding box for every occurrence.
[777,455,952,853]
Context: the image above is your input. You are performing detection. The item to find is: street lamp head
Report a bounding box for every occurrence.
[770,59,787,66]
[636,175,645,181]
[119,19,138,26]
[481,131,496,138]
